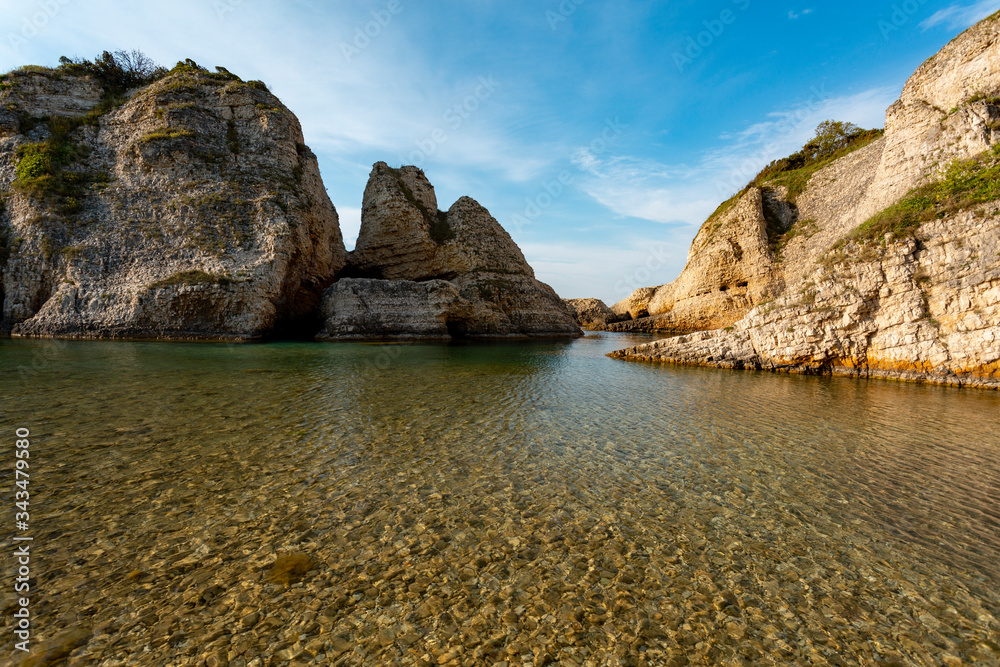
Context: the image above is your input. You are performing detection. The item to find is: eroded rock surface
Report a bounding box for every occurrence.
[317,278,472,340]
[611,13,1000,387]
[0,65,346,339]
[564,298,619,329]
[327,163,581,339]
[612,205,1000,388]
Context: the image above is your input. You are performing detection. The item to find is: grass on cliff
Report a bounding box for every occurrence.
[139,128,197,144]
[709,122,885,224]
[830,143,1000,257]
[6,52,168,216]
[11,130,100,215]
[753,124,884,204]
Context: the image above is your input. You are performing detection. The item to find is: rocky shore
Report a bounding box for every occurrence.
[608,13,1000,388]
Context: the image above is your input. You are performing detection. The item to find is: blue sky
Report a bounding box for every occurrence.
[2,0,997,304]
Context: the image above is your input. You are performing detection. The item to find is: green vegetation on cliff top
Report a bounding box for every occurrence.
[709,121,885,222]
[7,51,271,222]
[843,142,1000,248]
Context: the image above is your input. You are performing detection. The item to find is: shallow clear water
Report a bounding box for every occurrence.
[1,333,999,666]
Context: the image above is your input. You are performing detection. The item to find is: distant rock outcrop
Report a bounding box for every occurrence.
[322,163,581,339]
[611,13,1000,388]
[0,62,346,339]
[564,298,619,329]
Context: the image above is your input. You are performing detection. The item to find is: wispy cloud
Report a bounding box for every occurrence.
[0,1,552,184]
[569,86,896,227]
[919,0,1000,30]
[706,86,895,196]
[788,9,814,19]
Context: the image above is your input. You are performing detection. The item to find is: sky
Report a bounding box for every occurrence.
[1,0,998,304]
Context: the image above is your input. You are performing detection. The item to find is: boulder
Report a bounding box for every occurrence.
[564,298,618,328]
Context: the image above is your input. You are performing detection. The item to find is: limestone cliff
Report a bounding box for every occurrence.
[318,163,581,339]
[611,13,1000,388]
[609,186,789,331]
[0,61,346,339]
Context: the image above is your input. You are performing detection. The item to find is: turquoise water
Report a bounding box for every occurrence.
[1,333,999,665]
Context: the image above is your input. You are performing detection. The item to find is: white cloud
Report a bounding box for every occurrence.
[570,86,897,227]
[920,0,1000,30]
[788,9,814,19]
[0,1,553,184]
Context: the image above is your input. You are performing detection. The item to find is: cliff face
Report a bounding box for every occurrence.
[0,64,346,339]
[611,14,1000,388]
[317,278,474,340]
[318,163,581,339]
[865,14,1000,219]
[611,206,1000,388]
[610,187,788,331]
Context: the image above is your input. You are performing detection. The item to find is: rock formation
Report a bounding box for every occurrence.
[564,298,619,329]
[318,163,581,339]
[610,13,1000,388]
[317,278,473,340]
[609,187,789,331]
[0,61,346,339]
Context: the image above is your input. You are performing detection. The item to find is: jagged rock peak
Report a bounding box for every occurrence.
[322,162,581,339]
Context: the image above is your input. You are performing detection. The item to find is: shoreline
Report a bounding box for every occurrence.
[608,347,1000,390]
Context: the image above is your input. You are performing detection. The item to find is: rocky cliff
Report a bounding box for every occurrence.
[0,60,346,339]
[317,163,581,339]
[611,13,1000,388]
